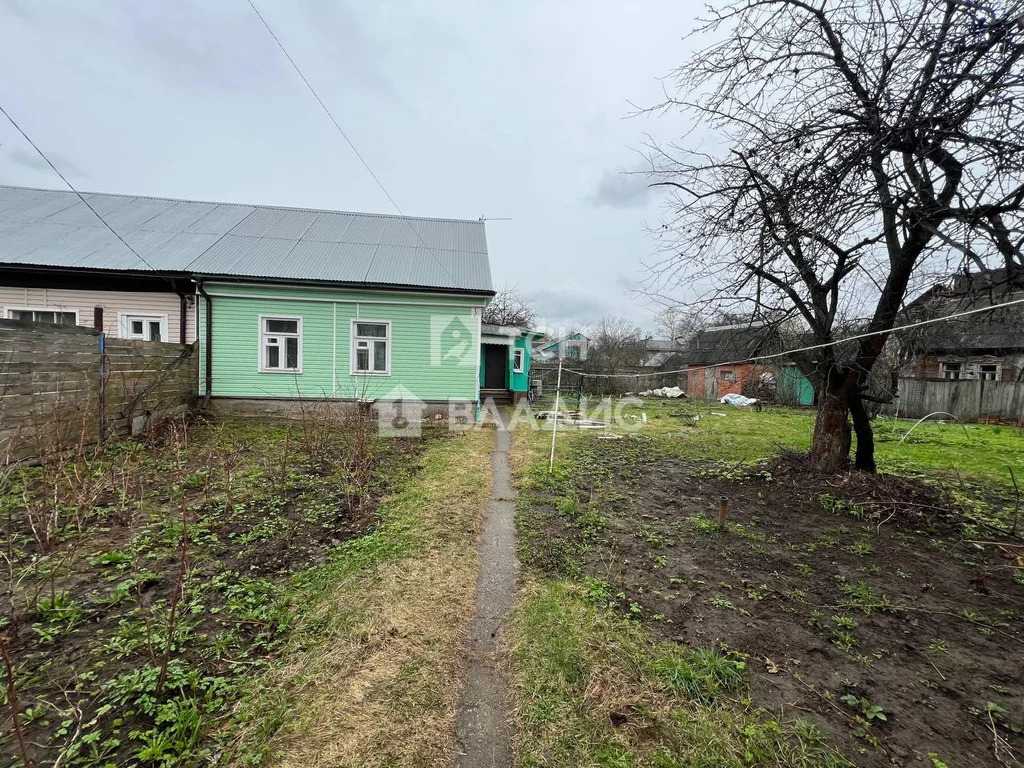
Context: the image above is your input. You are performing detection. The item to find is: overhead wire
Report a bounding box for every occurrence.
[555,294,1024,379]
[246,0,460,285]
[0,103,163,275]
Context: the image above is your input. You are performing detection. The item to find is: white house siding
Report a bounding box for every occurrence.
[0,286,195,343]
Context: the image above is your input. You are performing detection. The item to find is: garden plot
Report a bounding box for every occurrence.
[0,413,424,767]
[515,421,1024,768]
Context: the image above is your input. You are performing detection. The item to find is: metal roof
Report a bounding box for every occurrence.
[0,185,492,293]
[680,323,780,365]
[908,273,1024,353]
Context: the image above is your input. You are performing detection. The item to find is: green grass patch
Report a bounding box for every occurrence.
[229,427,493,767]
[607,399,1024,496]
[510,580,850,768]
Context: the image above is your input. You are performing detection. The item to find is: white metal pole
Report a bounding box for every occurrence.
[549,357,563,472]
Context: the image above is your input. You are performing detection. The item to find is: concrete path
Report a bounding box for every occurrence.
[454,419,518,768]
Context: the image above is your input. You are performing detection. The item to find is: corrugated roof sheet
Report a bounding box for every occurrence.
[910,280,1024,353]
[679,323,780,365]
[0,185,492,293]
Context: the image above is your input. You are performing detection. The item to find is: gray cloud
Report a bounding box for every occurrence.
[590,168,654,209]
[0,0,32,19]
[531,286,614,329]
[7,148,89,179]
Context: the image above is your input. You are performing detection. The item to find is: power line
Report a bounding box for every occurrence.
[557,294,1024,379]
[0,103,162,275]
[246,0,458,284]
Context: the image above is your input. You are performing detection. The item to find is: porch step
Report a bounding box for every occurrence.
[481,388,513,405]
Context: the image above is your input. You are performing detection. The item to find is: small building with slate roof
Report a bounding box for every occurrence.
[677,322,781,400]
[903,270,1024,382]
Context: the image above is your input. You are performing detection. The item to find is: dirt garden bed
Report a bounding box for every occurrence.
[521,436,1024,767]
[0,413,427,767]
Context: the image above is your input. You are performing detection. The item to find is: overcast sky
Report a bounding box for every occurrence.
[0,1,703,332]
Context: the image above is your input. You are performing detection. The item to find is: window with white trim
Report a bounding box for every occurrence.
[979,364,999,381]
[260,316,301,372]
[512,348,525,373]
[6,308,77,325]
[941,361,962,380]
[121,314,166,341]
[352,321,390,374]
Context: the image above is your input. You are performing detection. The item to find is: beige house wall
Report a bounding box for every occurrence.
[0,286,195,342]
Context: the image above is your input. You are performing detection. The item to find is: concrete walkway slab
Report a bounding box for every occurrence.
[454,424,518,767]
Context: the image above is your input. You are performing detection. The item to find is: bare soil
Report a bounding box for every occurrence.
[1,419,425,767]
[532,442,1024,767]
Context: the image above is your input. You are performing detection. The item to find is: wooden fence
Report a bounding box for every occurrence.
[0,319,198,462]
[895,377,1024,424]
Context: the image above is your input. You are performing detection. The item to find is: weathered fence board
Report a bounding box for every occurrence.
[0,319,198,462]
[896,377,1024,424]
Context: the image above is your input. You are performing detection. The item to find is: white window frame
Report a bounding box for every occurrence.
[118,313,169,342]
[512,347,525,373]
[259,315,303,374]
[350,319,391,376]
[978,363,1000,381]
[941,361,962,380]
[5,307,80,325]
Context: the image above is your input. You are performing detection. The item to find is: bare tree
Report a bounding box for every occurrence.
[645,0,1024,472]
[653,305,704,343]
[585,317,647,373]
[482,286,536,328]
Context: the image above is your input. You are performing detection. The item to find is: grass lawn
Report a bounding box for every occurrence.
[0,413,492,768]
[508,399,1024,767]
[548,396,1024,491]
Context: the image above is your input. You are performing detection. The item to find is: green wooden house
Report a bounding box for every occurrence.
[0,186,519,411]
[190,206,501,409]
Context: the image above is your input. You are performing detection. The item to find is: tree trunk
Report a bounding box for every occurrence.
[810,370,855,472]
[849,391,877,472]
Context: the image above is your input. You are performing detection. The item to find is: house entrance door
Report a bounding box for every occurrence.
[704,367,718,399]
[483,344,507,389]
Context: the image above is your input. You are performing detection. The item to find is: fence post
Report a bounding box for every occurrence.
[548,358,563,473]
[97,332,107,444]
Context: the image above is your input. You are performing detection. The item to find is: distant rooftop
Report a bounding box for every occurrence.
[909,269,1024,353]
[680,323,779,365]
[0,185,492,293]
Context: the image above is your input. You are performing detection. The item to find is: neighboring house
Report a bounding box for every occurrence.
[679,322,779,399]
[639,338,682,369]
[903,270,1024,382]
[479,323,534,402]
[535,332,589,362]
[0,185,499,409]
[0,187,196,342]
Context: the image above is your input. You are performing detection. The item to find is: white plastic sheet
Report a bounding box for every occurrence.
[719,393,758,407]
[638,386,686,398]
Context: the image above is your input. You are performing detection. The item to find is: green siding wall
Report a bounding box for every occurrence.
[198,283,486,401]
[510,336,531,393]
